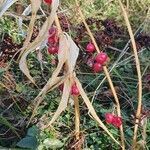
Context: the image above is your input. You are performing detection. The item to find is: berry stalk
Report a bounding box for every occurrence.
[117,0,142,149]
[74,96,80,140]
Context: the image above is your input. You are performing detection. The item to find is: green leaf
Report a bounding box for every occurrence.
[0,115,19,137]
[17,136,38,150]
[43,138,64,149]
[15,83,24,93]
[0,68,5,77]
[27,126,39,137]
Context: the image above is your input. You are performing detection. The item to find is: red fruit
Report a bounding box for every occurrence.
[48,46,58,54]
[48,37,56,44]
[43,0,52,5]
[112,116,122,128]
[93,63,103,73]
[95,52,108,65]
[49,27,57,37]
[71,84,80,96]
[105,113,114,124]
[86,43,95,53]
[48,27,58,44]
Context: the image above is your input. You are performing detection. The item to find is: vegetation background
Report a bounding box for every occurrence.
[0,0,150,149]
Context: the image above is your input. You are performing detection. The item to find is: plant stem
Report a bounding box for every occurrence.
[118,1,142,149]
[75,0,125,149]
[74,96,80,140]
[55,15,62,33]
[55,15,81,140]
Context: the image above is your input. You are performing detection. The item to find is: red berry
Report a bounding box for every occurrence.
[71,84,80,96]
[43,0,52,5]
[105,113,114,124]
[48,27,58,44]
[93,63,103,73]
[112,116,122,128]
[49,27,57,36]
[95,52,108,65]
[86,43,95,53]
[48,37,56,44]
[48,46,58,54]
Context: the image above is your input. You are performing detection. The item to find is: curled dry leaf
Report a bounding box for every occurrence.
[27,76,63,126]
[19,0,59,85]
[65,33,79,73]
[28,33,79,126]
[27,33,69,125]
[43,34,79,128]
[42,79,71,129]
[20,0,41,53]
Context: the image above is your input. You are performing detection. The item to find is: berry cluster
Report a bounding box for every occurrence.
[105,113,122,128]
[59,83,80,96]
[47,27,59,55]
[85,42,109,73]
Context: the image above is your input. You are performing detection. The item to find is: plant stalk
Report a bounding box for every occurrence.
[74,96,80,140]
[118,1,142,149]
[55,15,81,140]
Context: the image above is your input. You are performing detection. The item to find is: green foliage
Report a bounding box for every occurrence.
[17,136,38,150]
[0,17,23,44]
[39,138,64,150]
[0,115,19,138]
[17,126,39,150]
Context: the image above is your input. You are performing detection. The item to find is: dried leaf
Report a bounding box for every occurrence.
[27,76,63,126]
[65,34,79,73]
[75,77,120,145]
[21,0,41,50]
[19,0,59,84]
[27,35,70,124]
[19,49,36,85]
[28,33,78,125]
[43,79,71,129]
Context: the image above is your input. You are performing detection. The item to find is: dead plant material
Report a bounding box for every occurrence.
[67,133,85,150]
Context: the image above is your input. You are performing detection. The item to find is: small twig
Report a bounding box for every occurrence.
[4,12,45,20]
[55,15,62,34]
[75,0,125,149]
[108,46,130,55]
[118,1,142,149]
